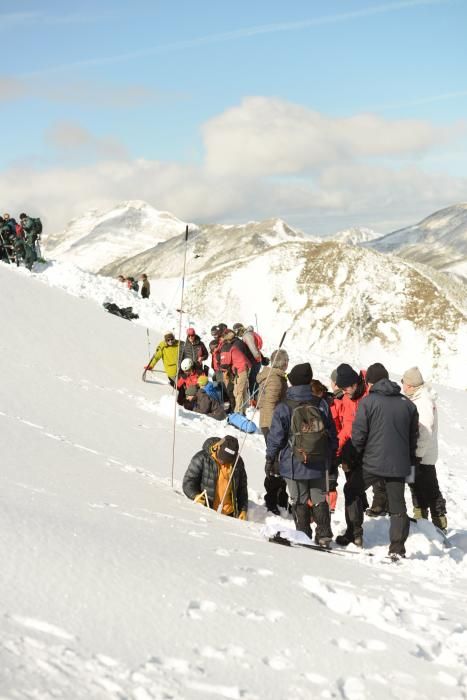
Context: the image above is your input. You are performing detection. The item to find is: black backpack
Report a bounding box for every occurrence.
[32,218,43,236]
[286,398,328,463]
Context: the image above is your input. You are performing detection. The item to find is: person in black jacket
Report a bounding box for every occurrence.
[337,363,419,558]
[180,328,208,372]
[183,436,248,519]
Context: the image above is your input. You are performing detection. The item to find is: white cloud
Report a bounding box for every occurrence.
[0,98,465,236]
[202,97,463,176]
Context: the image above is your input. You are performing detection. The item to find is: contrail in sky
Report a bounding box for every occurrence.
[21,0,453,77]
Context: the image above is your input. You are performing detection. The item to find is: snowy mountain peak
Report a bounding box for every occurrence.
[330,226,380,246]
[44,201,192,273]
[367,201,467,279]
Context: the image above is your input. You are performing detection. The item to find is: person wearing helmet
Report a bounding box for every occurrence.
[144,332,185,386]
[180,327,208,372]
[177,357,202,405]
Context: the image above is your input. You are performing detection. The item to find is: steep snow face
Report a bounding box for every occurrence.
[367,202,467,279]
[330,226,380,246]
[44,200,191,273]
[99,217,305,278]
[1,262,467,699]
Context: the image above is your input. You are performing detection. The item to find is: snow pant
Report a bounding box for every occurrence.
[343,469,409,555]
[248,361,261,397]
[286,478,332,542]
[233,370,249,414]
[262,428,288,511]
[23,242,37,270]
[369,479,388,513]
[409,464,446,518]
[222,371,236,413]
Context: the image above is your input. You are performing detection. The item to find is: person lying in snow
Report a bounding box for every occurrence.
[183,435,248,519]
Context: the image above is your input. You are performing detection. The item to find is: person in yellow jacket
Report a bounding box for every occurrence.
[145,331,184,386]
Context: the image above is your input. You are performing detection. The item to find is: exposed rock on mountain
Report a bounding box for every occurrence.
[330,227,380,246]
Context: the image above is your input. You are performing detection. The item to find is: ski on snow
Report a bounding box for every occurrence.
[268,531,374,557]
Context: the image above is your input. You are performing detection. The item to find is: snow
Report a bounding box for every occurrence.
[44,200,192,273]
[1,259,467,699]
[330,227,380,246]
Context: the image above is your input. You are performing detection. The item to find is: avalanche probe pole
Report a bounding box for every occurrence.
[170,225,189,488]
[146,328,151,362]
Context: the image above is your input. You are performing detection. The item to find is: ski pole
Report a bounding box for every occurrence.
[146,328,151,362]
[170,225,190,489]
[217,330,288,514]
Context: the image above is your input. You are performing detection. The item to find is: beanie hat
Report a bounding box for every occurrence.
[366,362,389,385]
[197,375,209,386]
[217,435,239,464]
[186,327,196,337]
[164,331,175,341]
[185,385,198,397]
[330,369,338,384]
[402,366,424,387]
[335,363,359,389]
[288,362,313,386]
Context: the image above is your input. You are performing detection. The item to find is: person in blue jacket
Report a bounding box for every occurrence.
[266,362,337,546]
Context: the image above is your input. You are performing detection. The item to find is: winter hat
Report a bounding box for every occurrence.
[186,327,196,337]
[366,363,389,385]
[330,369,338,384]
[197,375,209,387]
[217,435,239,464]
[185,385,198,397]
[164,331,175,342]
[335,363,359,389]
[402,366,424,387]
[288,362,313,386]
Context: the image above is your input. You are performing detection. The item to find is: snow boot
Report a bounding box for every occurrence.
[432,514,448,532]
[312,502,333,547]
[335,531,363,548]
[413,506,429,519]
[293,504,313,539]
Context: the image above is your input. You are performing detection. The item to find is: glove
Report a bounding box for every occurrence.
[193,492,207,506]
[144,365,153,371]
[238,511,248,521]
[261,356,270,366]
[265,458,275,478]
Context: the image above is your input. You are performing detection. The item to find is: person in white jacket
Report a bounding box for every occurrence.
[402,366,447,531]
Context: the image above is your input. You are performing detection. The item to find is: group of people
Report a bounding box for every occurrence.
[145,322,266,416]
[0,212,42,271]
[146,323,447,559]
[116,273,150,298]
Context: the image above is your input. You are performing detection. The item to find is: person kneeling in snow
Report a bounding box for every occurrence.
[183,436,248,519]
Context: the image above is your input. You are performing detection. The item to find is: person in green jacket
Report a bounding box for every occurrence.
[145,331,184,386]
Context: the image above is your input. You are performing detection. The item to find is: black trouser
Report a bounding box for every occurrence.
[369,479,388,512]
[262,428,288,510]
[410,464,446,517]
[249,361,261,396]
[343,468,409,555]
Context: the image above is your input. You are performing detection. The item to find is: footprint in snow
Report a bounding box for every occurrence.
[186,600,217,620]
[262,653,293,670]
[219,575,248,586]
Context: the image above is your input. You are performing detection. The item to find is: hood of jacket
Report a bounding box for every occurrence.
[369,378,401,397]
[286,384,314,402]
[202,436,222,454]
[257,366,286,384]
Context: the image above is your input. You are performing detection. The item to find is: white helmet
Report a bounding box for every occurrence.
[181,358,193,372]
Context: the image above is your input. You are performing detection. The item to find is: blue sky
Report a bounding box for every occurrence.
[1,0,466,234]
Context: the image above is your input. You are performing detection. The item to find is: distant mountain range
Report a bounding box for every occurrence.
[42,200,467,382]
[366,202,467,280]
[329,227,380,246]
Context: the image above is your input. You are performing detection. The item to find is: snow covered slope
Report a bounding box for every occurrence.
[99,216,305,278]
[330,226,380,246]
[1,261,467,699]
[367,202,467,279]
[99,224,467,387]
[44,200,191,273]
[0,265,467,700]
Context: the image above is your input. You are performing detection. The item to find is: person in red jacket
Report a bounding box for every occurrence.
[219,329,252,414]
[177,359,202,405]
